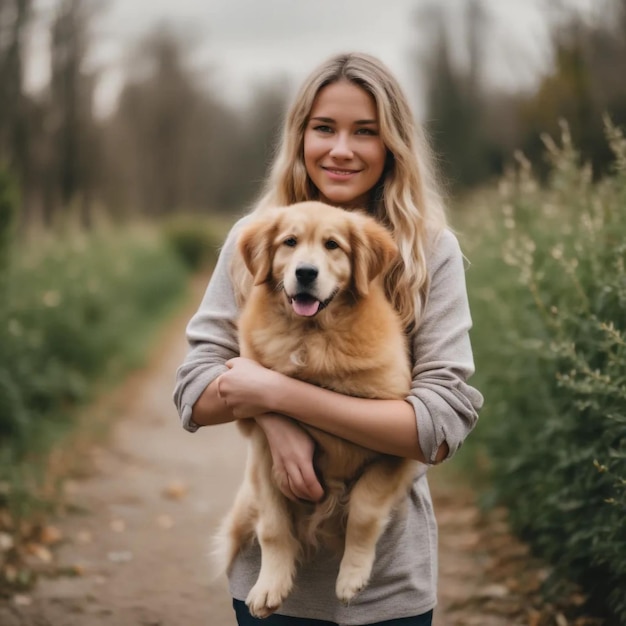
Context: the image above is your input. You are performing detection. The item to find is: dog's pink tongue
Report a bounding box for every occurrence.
[292,298,320,317]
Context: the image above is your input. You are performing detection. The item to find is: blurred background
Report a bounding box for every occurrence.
[2,0,625,223]
[1,1,625,623]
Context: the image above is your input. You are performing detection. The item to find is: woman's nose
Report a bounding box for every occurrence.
[329,133,353,158]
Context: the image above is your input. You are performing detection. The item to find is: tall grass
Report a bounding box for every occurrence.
[458,120,626,623]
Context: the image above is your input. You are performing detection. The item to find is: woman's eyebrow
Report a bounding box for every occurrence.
[310,117,378,125]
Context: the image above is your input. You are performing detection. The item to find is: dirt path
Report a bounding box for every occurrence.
[0,288,589,626]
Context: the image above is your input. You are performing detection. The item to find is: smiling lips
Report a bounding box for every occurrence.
[323,166,361,179]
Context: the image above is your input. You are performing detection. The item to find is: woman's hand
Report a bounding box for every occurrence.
[216,357,279,419]
[256,414,324,503]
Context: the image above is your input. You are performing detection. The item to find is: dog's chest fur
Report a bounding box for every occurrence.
[238,286,410,400]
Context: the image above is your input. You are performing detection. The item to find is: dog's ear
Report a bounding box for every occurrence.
[238,216,279,286]
[351,217,398,297]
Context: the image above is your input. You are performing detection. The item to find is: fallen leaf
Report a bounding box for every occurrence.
[39,525,63,545]
[162,480,189,501]
[26,543,53,563]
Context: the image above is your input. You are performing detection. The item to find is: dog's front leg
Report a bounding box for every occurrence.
[336,458,416,603]
[246,455,300,618]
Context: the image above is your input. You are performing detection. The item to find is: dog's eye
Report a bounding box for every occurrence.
[284,237,297,247]
[325,239,339,250]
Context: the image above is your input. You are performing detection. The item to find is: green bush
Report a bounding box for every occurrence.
[460,121,626,623]
[0,226,188,466]
[163,215,227,271]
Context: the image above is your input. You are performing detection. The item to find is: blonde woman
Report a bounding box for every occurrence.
[174,52,483,626]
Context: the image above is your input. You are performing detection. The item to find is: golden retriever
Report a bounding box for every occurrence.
[215,201,418,618]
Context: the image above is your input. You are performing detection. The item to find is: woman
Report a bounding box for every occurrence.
[173,52,483,626]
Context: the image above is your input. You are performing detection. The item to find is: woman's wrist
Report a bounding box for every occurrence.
[255,412,286,430]
[262,370,291,414]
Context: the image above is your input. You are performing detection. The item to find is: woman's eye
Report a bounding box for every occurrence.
[325,240,339,250]
[356,127,378,136]
[314,125,333,133]
[284,237,297,247]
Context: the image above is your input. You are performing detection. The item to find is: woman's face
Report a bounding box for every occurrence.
[303,80,387,209]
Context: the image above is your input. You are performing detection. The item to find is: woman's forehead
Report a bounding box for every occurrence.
[309,81,378,120]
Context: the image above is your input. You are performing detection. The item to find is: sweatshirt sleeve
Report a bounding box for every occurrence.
[172,219,246,432]
[405,229,483,463]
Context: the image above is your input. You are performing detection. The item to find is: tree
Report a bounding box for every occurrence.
[109,25,210,216]
[520,0,626,178]
[419,1,491,190]
[47,0,101,227]
[0,0,33,195]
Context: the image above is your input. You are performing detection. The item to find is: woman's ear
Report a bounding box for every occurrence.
[351,217,398,297]
[237,216,279,286]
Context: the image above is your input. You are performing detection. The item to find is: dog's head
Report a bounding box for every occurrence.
[238,201,398,318]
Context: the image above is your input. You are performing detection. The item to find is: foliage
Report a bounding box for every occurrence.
[163,214,230,271]
[459,121,626,623]
[0,225,188,471]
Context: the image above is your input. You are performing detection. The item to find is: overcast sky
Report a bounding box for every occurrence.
[28,0,598,118]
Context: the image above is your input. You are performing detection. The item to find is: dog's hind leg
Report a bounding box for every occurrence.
[211,479,256,578]
[335,458,416,603]
[211,444,258,578]
[245,472,300,618]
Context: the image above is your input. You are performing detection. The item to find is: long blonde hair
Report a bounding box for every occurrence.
[232,52,447,330]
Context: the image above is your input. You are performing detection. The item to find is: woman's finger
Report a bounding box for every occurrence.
[288,468,319,503]
[299,467,324,502]
[284,464,308,501]
[274,464,298,502]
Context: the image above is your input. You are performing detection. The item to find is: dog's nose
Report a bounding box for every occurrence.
[295,264,318,285]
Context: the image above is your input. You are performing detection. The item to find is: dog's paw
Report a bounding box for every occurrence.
[335,565,371,604]
[246,583,287,619]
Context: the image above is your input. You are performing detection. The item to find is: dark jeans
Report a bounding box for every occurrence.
[232,599,433,626]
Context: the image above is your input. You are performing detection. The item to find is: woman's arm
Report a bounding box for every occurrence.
[217,358,430,462]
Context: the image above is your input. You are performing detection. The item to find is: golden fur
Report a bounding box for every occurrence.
[215,201,418,618]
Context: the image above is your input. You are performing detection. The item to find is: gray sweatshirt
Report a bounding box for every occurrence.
[173,218,483,625]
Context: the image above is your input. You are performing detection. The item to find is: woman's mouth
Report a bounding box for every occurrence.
[323,167,361,180]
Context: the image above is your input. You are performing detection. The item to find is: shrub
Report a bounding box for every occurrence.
[0,226,188,466]
[163,215,227,271]
[460,121,626,623]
